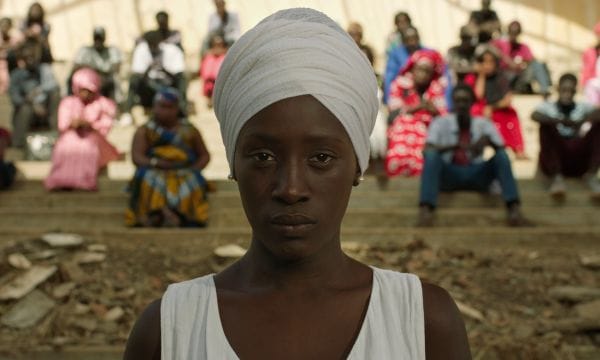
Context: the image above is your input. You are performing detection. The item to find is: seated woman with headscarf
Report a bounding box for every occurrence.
[464,45,527,159]
[44,68,119,191]
[124,9,470,359]
[126,88,210,227]
[385,49,448,177]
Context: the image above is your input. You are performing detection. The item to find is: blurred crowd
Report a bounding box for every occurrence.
[0,0,598,228]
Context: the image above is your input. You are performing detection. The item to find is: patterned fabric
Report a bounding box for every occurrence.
[126,119,209,227]
[385,72,448,177]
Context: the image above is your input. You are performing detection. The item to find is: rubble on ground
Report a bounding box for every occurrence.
[0,235,598,358]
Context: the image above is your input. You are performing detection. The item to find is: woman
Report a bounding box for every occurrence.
[44,68,119,191]
[385,49,448,177]
[124,9,470,359]
[581,22,600,89]
[199,32,227,108]
[465,45,527,158]
[126,88,210,227]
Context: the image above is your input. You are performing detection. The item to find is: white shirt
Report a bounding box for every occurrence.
[130,41,185,75]
[208,11,241,44]
[161,267,425,360]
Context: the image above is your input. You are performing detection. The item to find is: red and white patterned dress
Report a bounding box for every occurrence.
[385,74,447,177]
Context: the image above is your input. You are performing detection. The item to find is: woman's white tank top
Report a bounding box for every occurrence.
[161,267,425,359]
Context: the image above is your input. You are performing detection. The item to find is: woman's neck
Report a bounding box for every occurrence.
[237,235,354,292]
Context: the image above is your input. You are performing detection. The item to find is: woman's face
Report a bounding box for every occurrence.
[77,88,94,103]
[480,53,497,75]
[412,62,435,86]
[234,95,359,261]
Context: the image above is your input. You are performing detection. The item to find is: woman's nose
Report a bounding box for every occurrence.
[271,161,310,204]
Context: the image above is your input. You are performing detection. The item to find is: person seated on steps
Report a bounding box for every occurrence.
[418,83,526,227]
[531,73,600,201]
[126,88,210,228]
[121,31,187,126]
[0,127,16,190]
[8,40,59,149]
[492,21,552,98]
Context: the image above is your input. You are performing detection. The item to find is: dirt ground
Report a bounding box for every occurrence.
[0,233,599,360]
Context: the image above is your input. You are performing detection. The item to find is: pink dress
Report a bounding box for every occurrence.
[199,53,225,97]
[45,69,119,191]
[581,47,599,88]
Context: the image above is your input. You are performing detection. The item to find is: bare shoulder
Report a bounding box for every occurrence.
[421,282,472,360]
[123,298,162,360]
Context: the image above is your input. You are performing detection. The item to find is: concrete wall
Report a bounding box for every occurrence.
[1,0,598,78]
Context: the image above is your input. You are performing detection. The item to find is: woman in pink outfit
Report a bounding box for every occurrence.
[581,22,600,89]
[45,68,119,191]
[199,32,227,107]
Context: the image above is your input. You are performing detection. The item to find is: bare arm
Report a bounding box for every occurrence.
[423,282,472,359]
[123,299,161,360]
[191,128,210,170]
[531,110,560,125]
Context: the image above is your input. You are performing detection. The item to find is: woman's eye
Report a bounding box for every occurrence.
[311,153,333,164]
[253,152,274,162]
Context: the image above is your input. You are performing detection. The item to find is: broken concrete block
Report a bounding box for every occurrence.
[575,299,600,321]
[73,252,106,264]
[548,286,600,303]
[52,282,77,299]
[0,265,58,300]
[214,244,246,258]
[41,233,84,248]
[0,290,55,329]
[103,307,125,322]
[580,254,600,270]
[7,253,32,270]
[87,244,108,253]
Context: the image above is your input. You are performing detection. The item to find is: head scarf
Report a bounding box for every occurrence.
[401,49,445,80]
[153,87,180,104]
[213,8,379,175]
[71,68,101,95]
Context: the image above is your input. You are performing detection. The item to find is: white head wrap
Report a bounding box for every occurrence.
[213,8,378,175]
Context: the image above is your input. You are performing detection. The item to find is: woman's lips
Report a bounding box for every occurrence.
[269,214,317,237]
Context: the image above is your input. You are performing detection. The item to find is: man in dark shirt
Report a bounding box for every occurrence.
[469,0,501,43]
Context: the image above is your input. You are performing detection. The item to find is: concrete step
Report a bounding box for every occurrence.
[1,191,598,209]
[9,176,597,194]
[0,207,597,230]
[1,226,598,248]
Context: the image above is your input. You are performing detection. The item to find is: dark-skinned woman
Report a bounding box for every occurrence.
[126,88,210,227]
[124,8,471,360]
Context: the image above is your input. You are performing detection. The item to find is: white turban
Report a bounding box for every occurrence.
[213,8,379,175]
